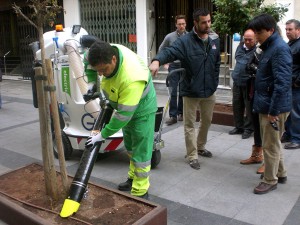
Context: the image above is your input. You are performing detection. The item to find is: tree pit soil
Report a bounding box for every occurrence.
[0,163,156,225]
[214,103,233,114]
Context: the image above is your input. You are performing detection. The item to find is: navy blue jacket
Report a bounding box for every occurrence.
[153,28,221,98]
[253,32,292,116]
[288,37,300,88]
[231,43,256,86]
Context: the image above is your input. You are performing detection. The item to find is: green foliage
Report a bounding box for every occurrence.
[212,0,289,35]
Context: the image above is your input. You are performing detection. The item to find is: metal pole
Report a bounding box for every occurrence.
[3,51,11,75]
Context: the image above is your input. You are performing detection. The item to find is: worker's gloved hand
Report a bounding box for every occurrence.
[83,83,97,102]
[85,132,105,149]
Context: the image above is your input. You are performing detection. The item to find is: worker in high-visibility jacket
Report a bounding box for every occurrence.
[85,41,157,199]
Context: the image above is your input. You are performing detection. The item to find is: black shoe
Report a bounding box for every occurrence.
[118,178,133,191]
[278,176,287,184]
[198,149,213,158]
[284,142,300,150]
[229,128,243,135]
[165,117,177,125]
[242,130,253,139]
[281,133,291,143]
[189,159,200,170]
[137,192,149,200]
[260,175,287,184]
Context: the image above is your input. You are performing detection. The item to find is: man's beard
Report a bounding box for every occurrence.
[195,25,209,35]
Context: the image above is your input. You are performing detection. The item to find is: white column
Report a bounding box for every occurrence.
[63,0,81,28]
[136,0,148,64]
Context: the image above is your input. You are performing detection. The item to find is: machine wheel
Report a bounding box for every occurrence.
[53,130,73,160]
[151,150,161,169]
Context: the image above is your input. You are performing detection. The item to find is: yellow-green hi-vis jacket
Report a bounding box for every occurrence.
[100,44,157,139]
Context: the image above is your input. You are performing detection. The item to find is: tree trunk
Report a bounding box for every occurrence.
[45,59,69,194]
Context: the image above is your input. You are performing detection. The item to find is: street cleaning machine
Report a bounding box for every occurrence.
[31,25,164,169]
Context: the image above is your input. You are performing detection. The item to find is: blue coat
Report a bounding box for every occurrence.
[288,37,300,87]
[153,29,221,98]
[253,32,292,116]
[231,43,256,86]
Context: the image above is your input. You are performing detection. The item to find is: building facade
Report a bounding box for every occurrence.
[0,0,298,78]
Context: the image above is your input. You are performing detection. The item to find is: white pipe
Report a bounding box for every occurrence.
[64,40,99,118]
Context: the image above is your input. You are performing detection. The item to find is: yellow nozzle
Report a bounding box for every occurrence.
[60,199,80,218]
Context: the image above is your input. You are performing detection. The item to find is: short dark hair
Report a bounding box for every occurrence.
[286,19,300,29]
[175,15,186,23]
[88,41,115,66]
[248,14,277,32]
[193,8,210,21]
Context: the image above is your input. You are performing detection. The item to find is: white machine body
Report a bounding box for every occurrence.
[35,26,123,153]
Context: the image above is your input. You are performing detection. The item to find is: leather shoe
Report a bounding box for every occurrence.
[189,159,200,170]
[242,130,253,139]
[284,142,300,150]
[254,182,277,194]
[165,117,177,125]
[118,178,133,191]
[229,128,243,135]
[198,149,213,158]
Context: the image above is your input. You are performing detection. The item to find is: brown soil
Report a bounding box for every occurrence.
[214,103,233,114]
[0,164,154,225]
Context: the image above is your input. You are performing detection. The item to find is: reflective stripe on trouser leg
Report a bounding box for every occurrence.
[122,112,155,196]
[127,152,135,179]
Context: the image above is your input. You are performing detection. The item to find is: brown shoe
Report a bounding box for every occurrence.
[195,110,200,122]
[240,145,263,164]
[165,117,177,125]
[256,164,265,174]
[254,182,277,194]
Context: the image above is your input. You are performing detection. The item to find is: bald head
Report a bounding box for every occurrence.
[243,29,256,49]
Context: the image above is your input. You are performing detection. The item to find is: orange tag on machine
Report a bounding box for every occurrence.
[91,130,100,136]
[128,34,137,43]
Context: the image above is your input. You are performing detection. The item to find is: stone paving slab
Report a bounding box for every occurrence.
[1,78,300,225]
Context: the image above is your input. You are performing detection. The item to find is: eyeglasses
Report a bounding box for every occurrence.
[177,23,186,26]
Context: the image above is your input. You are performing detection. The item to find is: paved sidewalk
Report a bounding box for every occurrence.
[1,78,300,225]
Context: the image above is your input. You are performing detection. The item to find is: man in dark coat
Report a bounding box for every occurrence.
[248,14,292,195]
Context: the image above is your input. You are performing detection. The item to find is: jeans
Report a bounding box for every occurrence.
[167,63,183,118]
[284,88,300,144]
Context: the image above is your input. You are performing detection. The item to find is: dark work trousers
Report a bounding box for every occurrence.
[232,82,253,132]
[167,63,183,118]
[251,105,262,147]
[284,87,300,144]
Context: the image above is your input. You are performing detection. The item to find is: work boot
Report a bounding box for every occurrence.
[240,145,263,164]
[118,178,133,191]
[256,163,265,174]
[137,192,149,200]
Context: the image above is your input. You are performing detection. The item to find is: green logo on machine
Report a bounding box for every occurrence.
[61,67,71,96]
